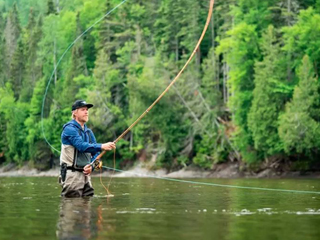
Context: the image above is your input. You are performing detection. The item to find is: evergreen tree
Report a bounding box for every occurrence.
[60,12,88,105]
[217,22,260,162]
[25,77,53,167]
[0,13,5,87]
[192,47,232,167]
[88,50,124,141]
[20,10,43,102]
[269,0,300,28]
[154,0,190,61]
[8,38,25,99]
[4,2,21,82]
[283,8,320,75]
[47,0,56,15]
[0,84,29,164]
[279,55,320,155]
[95,0,117,56]
[248,25,288,157]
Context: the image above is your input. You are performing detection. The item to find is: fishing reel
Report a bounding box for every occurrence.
[92,158,103,170]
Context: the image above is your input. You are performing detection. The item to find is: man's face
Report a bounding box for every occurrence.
[74,107,89,123]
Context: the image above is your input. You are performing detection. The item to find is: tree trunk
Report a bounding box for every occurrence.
[211,11,215,49]
[130,131,133,149]
[175,37,179,62]
[223,60,227,103]
[286,0,292,82]
[54,39,57,85]
[287,0,291,26]
[135,25,141,57]
[56,0,60,13]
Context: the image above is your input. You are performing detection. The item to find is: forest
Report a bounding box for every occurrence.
[0,0,320,171]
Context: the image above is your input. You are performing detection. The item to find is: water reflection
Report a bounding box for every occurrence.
[56,197,97,240]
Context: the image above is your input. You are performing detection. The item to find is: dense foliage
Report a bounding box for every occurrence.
[0,0,320,170]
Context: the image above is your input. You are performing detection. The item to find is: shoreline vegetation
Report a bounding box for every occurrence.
[1,161,319,178]
[2,1,320,172]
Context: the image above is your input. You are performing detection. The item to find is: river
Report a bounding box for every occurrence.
[0,177,319,240]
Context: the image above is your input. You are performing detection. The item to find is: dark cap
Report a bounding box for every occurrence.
[72,100,94,111]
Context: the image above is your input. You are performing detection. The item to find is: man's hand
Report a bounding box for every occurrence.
[83,164,92,176]
[101,142,116,151]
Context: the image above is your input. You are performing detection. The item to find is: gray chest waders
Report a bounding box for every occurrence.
[60,129,92,183]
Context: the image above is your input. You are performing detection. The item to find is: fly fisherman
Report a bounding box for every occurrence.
[59,100,116,197]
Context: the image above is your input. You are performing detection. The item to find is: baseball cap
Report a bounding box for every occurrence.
[71,100,94,111]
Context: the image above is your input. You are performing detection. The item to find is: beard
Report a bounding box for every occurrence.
[82,116,89,122]
[78,115,88,123]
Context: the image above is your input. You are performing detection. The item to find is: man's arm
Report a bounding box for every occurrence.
[84,130,116,175]
[87,129,116,154]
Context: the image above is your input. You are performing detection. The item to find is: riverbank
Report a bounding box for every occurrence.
[1,162,320,178]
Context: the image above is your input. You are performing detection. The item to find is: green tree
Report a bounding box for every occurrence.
[283,8,320,75]
[60,11,88,105]
[154,0,201,62]
[248,25,289,157]
[8,38,25,99]
[25,77,53,167]
[0,13,5,87]
[4,2,21,82]
[279,55,320,155]
[217,22,260,162]
[20,9,43,102]
[0,84,29,164]
[47,0,56,15]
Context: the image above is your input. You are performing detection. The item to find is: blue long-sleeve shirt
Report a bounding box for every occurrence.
[60,120,101,165]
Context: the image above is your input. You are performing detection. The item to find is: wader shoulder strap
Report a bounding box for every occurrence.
[72,145,78,170]
[87,130,92,143]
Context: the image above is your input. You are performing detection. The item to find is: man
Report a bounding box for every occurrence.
[59,100,115,197]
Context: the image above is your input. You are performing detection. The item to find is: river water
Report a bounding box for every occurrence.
[0,177,319,240]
